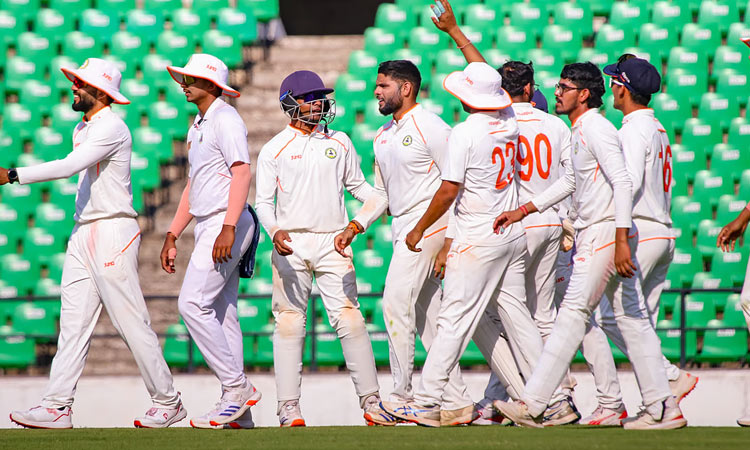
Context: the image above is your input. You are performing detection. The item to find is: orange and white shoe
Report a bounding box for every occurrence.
[669,370,699,404]
[279,400,306,427]
[208,382,262,426]
[10,405,73,429]
[190,404,254,430]
[363,395,398,426]
[622,399,687,430]
[579,404,627,426]
[134,401,187,428]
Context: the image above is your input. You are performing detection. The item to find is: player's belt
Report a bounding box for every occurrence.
[239,204,261,279]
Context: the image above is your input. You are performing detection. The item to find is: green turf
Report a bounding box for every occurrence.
[0,426,747,450]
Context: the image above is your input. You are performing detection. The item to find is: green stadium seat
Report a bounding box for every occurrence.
[143,0,181,16]
[332,103,355,135]
[79,9,119,45]
[671,196,708,232]
[741,170,750,201]
[483,49,512,71]
[552,2,593,39]
[0,131,21,167]
[715,70,750,107]
[693,169,733,207]
[120,79,157,116]
[216,7,258,45]
[666,248,702,289]
[709,248,747,287]
[0,204,23,247]
[652,1,691,35]
[576,48,610,70]
[171,8,210,36]
[132,126,170,164]
[728,117,750,149]
[421,98,454,124]
[671,143,703,196]
[728,22,750,50]
[460,340,485,365]
[201,30,242,70]
[374,2,415,40]
[109,31,148,68]
[2,0,40,23]
[713,46,750,76]
[346,49,379,80]
[334,73,372,113]
[527,48,563,77]
[363,27,402,61]
[19,80,56,111]
[33,9,74,45]
[680,23,721,61]
[353,249,389,292]
[407,28,448,63]
[0,325,36,369]
[455,25,490,52]
[716,194,747,224]
[652,94,688,137]
[594,24,636,60]
[363,98,387,128]
[0,10,25,45]
[609,2,646,28]
[131,151,161,195]
[350,123,377,165]
[142,54,175,90]
[697,328,748,363]
[3,103,41,141]
[103,55,134,81]
[315,320,345,367]
[722,294,749,328]
[163,323,190,367]
[0,228,13,255]
[237,0,279,23]
[435,48,468,75]
[637,24,677,64]
[35,202,72,236]
[698,0,740,37]
[11,302,57,338]
[97,0,135,18]
[22,227,59,267]
[685,293,719,326]
[666,47,709,79]
[32,126,67,161]
[156,31,196,68]
[5,56,44,91]
[601,94,622,126]
[62,31,103,65]
[509,3,546,39]
[620,46,655,65]
[124,9,164,46]
[238,298,272,330]
[239,277,274,295]
[541,24,582,63]
[192,0,231,20]
[657,329,697,362]
[682,118,721,155]
[696,219,725,258]
[698,92,739,132]
[711,144,749,183]
[463,3,499,35]
[50,102,82,135]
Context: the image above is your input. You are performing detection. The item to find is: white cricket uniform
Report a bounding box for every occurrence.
[176,98,256,390]
[414,109,546,407]
[741,253,750,329]
[581,108,681,409]
[522,108,672,417]
[15,106,179,409]
[255,124,380,407]
[349,104,473,410]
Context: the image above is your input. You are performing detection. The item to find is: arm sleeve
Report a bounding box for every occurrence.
[593,126,633,228]
[423,117,452,174]
[216,112,251,167]
[223,163,251,227]
[441,128,469,184]
[17,124,120,184]
[254,149,280,238]
[532,156,576,212]
[168,180,194,237]
[352,158,389,231]
[618,127,647,201]
[342,137,377,202]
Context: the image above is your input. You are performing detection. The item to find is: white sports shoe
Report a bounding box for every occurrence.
[543,397,581,426]
[208,382,262,426]
[380,400,441,427]
[440,405,478,426]
[579,404,628,426]
[279,400,306,427]
[10,405,73,429]
[134,402,188,428]
[737,415,750,427]
[492,400,543,429]
[622,399,687,430]
[190,401,255,430]
[362,395,398,426]
[669,370,699,404]
[472,398,511,426]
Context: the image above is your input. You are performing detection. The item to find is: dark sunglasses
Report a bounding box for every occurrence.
[182,75,198,86]
[72,77,87,89]
[295,91,327,103]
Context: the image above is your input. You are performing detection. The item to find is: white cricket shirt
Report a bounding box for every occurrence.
[620,108,672,226]
[352,104,452,241]
[255,124,375,237]
[441,109,523,246]
[16,106,137,224]
[533,108,633,231]
[186,98,251,219]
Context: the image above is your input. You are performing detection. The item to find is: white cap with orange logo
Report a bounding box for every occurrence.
[61,58,130,105]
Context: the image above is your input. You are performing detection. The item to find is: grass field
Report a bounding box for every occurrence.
[0,426,747,450]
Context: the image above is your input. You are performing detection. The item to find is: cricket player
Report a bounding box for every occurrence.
[4,58,184,429]
[493,62,686,430]
[717,201,750,427]
[161,54,260,429]
[333,59,481,426]
[578,55,698,426]
[254,70,396,427]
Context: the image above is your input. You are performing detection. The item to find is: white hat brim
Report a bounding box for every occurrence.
[167,66,240,98]
[61,67,130,105]
[443,70,512,110]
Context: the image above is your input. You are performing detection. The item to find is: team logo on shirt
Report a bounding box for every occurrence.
[402,135,413,146]
[325,148,337,159]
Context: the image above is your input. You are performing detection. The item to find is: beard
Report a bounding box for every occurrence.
[378,92,403,116]
[72,95,94,113]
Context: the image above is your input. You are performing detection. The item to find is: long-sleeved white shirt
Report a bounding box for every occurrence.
[186,98,251,218]
[16,106,137,224]
[441,109,522,246]
[255,124,375,237]
[512,102,572,228]
[532,108,633,230]
[352,104,452,241]
[619,108,672,226]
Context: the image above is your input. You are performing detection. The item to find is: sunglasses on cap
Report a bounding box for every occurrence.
[609,77,624,88]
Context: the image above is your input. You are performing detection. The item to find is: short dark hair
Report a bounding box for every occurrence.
[560,62,605,108]
[378,60,422,96]
[629,91,652,107]
[500,61,535,97]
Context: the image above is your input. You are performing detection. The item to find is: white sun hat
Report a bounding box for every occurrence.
[60,58,130,105]
[166,53,240,98]
[443,62,512,110]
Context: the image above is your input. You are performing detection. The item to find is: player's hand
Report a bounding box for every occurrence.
[431,0,459,35]
[560,219,575,252]
[614,239,636,278]
[160,234,178,274]
[0,167,9,185]
[334,228,356,257]
[212,225,236,264]
[405,228,424,252]
[717,216,748,252]
[493,209,524,234]
[273,230,294,256]
[433,239,452,279]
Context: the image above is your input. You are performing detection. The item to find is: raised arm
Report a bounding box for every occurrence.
[431,0,486,64]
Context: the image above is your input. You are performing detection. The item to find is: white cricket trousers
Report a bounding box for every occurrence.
[271,231,379,407]
[581,219,680,408]
[384,219,473,410]
[178,209,255,389]
[524,222,564,338]
[523,221,672,417]
[42,217,179,409]
[415,235,546,407]
[741,258,750,329]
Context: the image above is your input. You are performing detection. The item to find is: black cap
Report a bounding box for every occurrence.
[603,57,661,96]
